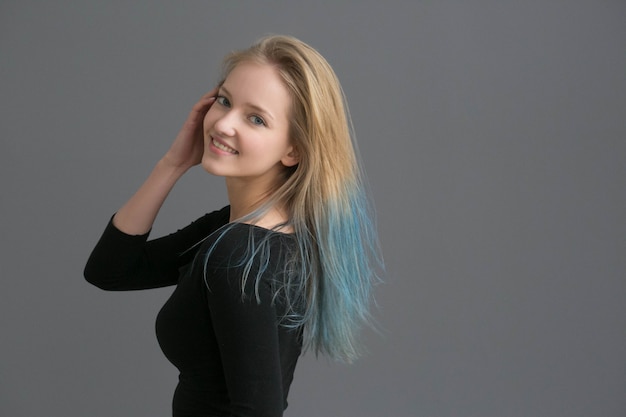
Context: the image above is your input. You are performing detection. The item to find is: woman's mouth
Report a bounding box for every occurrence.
[212,137,238,154]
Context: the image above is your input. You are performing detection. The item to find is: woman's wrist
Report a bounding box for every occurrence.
[112,158,187,235]
[156,156,192,180]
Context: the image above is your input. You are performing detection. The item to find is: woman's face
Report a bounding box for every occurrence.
[202,61,298,185]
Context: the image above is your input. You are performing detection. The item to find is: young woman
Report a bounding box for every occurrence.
[84,35,381,417]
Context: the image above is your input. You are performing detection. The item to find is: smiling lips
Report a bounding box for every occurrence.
[212,137,239,154]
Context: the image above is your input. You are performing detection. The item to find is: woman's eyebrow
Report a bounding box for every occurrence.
[220,86,275,121]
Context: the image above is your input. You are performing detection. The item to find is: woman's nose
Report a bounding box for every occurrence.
[213,110,237,137]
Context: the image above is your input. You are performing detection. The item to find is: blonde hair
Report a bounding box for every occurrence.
[216,35,381,362]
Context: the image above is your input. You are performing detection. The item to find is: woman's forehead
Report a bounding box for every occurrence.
[222,62,292,116]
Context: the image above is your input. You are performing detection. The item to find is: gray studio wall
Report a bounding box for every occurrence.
[1,1,625,416]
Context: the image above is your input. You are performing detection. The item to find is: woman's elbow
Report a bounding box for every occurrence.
[83,264,119,291]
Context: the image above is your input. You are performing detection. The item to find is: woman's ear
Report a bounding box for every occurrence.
[281,146,300,167]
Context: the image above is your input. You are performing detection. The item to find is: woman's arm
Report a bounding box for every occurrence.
[113,90,217,235]
[209,278,285,416]
[84,206,230,290]
[84,90,221,290]
[204,228,296,416]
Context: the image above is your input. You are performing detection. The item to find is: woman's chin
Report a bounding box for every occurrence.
[201,158,222,176]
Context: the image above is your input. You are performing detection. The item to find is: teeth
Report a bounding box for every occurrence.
[213,138,238,154]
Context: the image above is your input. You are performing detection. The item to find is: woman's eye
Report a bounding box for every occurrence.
[249,115,266,126]
[216,96,231,107]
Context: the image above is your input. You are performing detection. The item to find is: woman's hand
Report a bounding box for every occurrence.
[162,89,218,171]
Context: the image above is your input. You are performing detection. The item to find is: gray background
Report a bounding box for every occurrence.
[1,1,625,416]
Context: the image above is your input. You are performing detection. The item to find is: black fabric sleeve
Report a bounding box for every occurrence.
[203,228,287,417]
[84,206,230,291]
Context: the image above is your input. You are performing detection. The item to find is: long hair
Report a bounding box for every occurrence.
[206,35,383,363]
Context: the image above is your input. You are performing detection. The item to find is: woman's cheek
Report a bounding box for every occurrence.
[203,107,216,130]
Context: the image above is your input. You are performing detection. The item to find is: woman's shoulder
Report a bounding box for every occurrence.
[207,222,294,257]
[189,205,231,232]
[198,223,297,297]
[198,222,294,278]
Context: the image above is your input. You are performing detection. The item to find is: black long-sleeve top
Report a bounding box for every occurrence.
[84,206,303,417]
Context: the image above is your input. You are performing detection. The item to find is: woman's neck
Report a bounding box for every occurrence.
[225,176,288,229]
